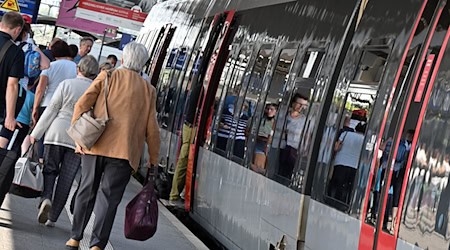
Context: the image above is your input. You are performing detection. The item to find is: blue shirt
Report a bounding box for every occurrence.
[73,54,82,64]
[17,90,34,125]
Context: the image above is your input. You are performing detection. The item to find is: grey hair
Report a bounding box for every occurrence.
[78,55,99,79]
[122,42,149,72]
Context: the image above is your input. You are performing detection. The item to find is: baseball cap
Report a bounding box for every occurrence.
[21,14,32,24]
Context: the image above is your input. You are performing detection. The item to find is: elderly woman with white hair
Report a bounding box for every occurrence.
[30,55,99,227]
[65,42,160,250]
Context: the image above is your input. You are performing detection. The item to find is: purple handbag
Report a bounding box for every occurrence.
[124,167,158,241]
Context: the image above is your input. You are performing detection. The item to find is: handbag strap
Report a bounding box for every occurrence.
[103,71,110,120]
[0,40,13,66]
[23,143,35,158]
[144,164,158,186]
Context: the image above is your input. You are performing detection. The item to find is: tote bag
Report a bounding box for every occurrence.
[9,144,43,198]
[124,166,158,240]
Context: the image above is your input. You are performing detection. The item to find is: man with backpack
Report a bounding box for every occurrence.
[0,21,50,152]
[0,12,25,207]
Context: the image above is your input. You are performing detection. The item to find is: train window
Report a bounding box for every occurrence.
[227,46,275,163]
[322,44,391,212]
[206,45,252,149]
[248,48,298,174]
[212,45,258,157]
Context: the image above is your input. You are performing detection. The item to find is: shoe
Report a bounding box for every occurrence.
[45,220,55,227]
[168,199,184,207]
[38,199,52,224]
[65,239,79,250]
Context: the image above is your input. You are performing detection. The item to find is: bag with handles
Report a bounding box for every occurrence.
[9,143,43,198]
[124,165,159,241]
[67,72,110,149]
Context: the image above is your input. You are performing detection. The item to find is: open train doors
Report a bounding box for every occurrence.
[358,0,450,249]
[183,11,236,211]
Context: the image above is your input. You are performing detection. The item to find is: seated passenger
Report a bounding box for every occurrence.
[279,94,309,178]
[329,122,366,204]
[252,103,277,174]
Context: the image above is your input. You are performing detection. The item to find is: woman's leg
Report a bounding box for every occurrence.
[71,155,103,242]
[48,148,81,222]
[90,156,132,249]
[39,144,64,223]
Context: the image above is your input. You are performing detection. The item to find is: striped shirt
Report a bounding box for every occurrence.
[218,110,249,141]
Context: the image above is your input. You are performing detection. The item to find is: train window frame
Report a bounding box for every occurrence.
[213,43,276,162]
[243,43,301,172]
[211,44,268,158]
[264,44,327,187]
[206,43,254,153]
[321,39,395,212]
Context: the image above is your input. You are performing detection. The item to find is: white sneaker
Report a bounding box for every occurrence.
[38,199,52,224]
[45,220,55,227]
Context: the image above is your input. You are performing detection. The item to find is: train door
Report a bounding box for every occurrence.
[149,24,177,87]
[359,1,450,249]
[182,11,237,211]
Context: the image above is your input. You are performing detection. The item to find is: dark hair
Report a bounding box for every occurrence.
[355,122,367,133]
[51,40,70,58]
[407,129,415,136]
[107,54,118,62]
[1,12,24,29]
[68,44,78,59]
[290,93,309,106]
[15,23,31,42]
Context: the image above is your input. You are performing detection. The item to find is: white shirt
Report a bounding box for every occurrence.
[40,59,77,107]
[286,114,306,149]
[333,131,365,169]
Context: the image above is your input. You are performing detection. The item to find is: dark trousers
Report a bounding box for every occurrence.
[0,122,30,153]
[42,144,80,222]
[71,155,132,249]
[0,150,18,207]
[279,146,298,178]
[329,165,356,204]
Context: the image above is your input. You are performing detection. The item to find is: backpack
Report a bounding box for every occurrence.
[22,43,41,78]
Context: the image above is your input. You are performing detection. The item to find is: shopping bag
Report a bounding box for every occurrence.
[124,166,158,240]
[9,144,43,198]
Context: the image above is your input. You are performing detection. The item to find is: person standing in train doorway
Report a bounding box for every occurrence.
[169,75,203,206]
[279,93,309,179]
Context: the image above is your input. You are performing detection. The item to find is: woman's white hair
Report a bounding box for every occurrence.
[122,42,149,72]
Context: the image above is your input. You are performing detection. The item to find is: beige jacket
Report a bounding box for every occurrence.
[72,69,160,171]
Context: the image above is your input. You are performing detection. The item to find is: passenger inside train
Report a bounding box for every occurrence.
[329,122,366,204]
[251,103,278,175]
[278,93,309,179]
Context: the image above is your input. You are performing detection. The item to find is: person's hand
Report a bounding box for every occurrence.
[16,122,22,128]
[32,109,39,128]
[29,136,36,144]
[76,143,85,155]
[4,115,16,131]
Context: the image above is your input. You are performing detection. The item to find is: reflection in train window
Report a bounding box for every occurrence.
[206,45,252,150]
[249,48,297,174]
[299,50,325,79]
[210,45,255,157]
[354,49,389,83]
[227,47,274,161]
[398,73,450,248]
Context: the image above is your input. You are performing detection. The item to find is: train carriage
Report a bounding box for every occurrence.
[137,0,450,249]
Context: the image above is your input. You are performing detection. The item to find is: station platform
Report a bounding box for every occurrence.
[0,178,208,250]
